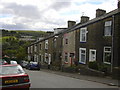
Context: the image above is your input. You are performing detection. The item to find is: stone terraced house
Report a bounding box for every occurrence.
[27,1,120,74]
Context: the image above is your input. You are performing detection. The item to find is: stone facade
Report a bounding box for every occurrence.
[62,31,76,67]
[27,2,120,73]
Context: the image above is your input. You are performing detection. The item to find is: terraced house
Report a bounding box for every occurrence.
[27,1,120,74]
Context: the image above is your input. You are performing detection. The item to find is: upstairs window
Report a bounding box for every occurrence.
[45,40,48,49]
[39,43,42,50]
[104,21,112,36]
[31,46,33,53]
[28,47,30,54]
[53,38,57,48]
[65,39,68,44]
[80,27,87,42]
[34,44,37,52]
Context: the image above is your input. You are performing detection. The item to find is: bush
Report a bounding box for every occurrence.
[88,61,99,70]
[62,66,76,73]
[98,63,109,72]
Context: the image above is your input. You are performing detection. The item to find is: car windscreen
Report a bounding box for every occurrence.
[0,65,25,75]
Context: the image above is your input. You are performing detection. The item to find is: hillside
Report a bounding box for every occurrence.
[2,29,46,38]
[1,29,53,62]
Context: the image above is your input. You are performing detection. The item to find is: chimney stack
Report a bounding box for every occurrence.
[118,0,120,8]
[96,9,106,17]
[80,16,89,24]
[68,21,76,28]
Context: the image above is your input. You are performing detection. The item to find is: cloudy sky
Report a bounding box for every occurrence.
[0,0,117,31]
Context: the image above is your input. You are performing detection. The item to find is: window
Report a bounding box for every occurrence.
[34,54,37,62]
[65,53,68,62]
[31,46,33,53]
[53,38,57,48]
[45,40,48,49]
[104,21,112,36]
[45,53,48,63]
[79,48,86,64]
[0,65,25,75]
[39,43,42,50]
[89,49,96,62]
[80,27,87,42]
[65,39,68,44]
[39,54,41,62]
[28,47,30,54]
[34,44,37,52]
[39,54,43,63]
[104,47,111,64]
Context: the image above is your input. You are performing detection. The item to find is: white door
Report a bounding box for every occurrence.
[89,49,96,62]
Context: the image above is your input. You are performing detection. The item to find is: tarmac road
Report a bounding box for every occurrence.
[24,69,118,88]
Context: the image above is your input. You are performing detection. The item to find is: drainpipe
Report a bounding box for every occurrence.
[111,15,115,73]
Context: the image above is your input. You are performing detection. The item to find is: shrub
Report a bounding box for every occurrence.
[98,63,108,72]
[88,61,99,70]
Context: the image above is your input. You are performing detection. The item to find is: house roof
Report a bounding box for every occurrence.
[28,8,120,47]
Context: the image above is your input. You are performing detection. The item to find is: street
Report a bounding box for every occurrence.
[24,69,118,88]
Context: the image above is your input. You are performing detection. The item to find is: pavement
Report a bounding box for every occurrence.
[40,69,120,87]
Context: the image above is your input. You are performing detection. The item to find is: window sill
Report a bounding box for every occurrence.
[79,62,86,64]
[80,41,86,43]
[64,62,68,64]
[104,62,111,65]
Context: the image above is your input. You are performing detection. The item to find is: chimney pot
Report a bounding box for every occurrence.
[96,9,106,17]
[80,16,89,24]
[68,21,76,28]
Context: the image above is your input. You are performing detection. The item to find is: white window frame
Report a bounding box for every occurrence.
[39,43,42,50]
[34,44,37,52]
[28,47,30,54]
[45,40,48,49]
[104,21,112,36]
[34,54,37,62]
[80,27,87,42]
[79,48,86,64]
[45,53,48,63]
[103,47,111,64]
[31,46,33,53]
[89,49,96,62]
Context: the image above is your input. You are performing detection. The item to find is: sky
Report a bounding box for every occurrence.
[0,0,118,31]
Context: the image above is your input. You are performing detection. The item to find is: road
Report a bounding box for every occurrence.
[24,69,118,88]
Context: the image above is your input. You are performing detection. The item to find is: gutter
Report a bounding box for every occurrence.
[111,15,115,73]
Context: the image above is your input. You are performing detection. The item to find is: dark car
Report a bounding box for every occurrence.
[26,61,40,70]
[0,64,31,90]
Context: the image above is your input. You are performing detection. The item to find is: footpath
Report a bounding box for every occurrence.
[41,69,119,87]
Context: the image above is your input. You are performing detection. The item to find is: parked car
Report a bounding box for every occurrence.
[21,61,28,68]
[0,64,31,89]
[10,61,17,64]
[26,61,40,70]
[0,59,8,65]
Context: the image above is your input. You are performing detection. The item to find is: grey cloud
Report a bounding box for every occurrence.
[50,1,72,11]
[4,3,41,19]
[1,22,30,30]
